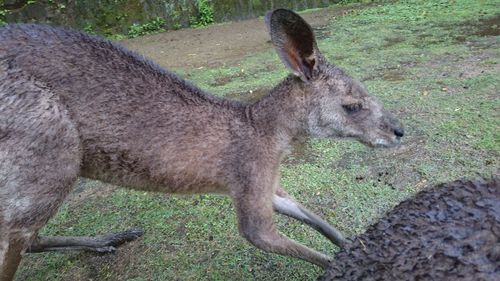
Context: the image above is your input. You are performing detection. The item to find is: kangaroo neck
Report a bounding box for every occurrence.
[249,75,310,143]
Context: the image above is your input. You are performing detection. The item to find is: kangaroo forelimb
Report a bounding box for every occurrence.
[272,191,350,248]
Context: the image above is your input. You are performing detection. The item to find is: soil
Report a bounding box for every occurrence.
[319,178,500,281]
[120,5,366,69]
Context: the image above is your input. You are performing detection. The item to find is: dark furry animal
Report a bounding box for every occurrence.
[320,178,500,281]
[1,9,404,280]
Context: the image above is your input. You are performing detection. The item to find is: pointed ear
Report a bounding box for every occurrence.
[265,9,319,81]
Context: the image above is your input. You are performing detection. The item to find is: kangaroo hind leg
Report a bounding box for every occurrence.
[28,229,144,253]
[0,72,81,280]
[0,230,36,281]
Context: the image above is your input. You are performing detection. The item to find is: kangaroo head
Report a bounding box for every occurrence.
[266,9,404,147]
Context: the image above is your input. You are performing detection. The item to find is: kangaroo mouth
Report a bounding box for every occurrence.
[362,135,402,148]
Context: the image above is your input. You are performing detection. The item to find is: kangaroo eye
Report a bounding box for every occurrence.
[342,103,362,113]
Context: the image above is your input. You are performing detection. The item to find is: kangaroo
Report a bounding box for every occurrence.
[0,9,403,280]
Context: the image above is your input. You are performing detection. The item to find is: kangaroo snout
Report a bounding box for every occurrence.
[394,127,404,138]
[382,111,404,146]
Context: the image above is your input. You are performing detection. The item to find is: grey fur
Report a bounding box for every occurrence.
[0,9,403,280]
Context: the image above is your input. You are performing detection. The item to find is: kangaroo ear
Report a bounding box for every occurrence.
[265,9,319,81]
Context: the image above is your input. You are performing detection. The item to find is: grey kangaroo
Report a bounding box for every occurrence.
[0,9,403,280]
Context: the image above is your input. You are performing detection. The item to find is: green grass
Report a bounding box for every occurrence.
[16,0,499,280]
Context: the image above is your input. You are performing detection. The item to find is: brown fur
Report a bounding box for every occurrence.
[0,9,403,280]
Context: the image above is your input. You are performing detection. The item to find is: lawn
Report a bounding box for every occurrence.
[16,0,499,280]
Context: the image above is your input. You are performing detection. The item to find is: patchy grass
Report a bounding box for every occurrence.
[16,0,499,280]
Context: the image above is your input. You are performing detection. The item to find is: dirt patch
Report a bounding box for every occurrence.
[332,134,427,190]
[474,14,500,37]
[383,36,405,47]
[455,14,500,49]
[120,5,375,69]
[319,178,500,281]
[224,87,269,102]
[312,25,333,40]
[361,68,406,82]
[65,179,117,207]
[421,48,499,88]
[452,14,499,44]
[283,138,318,165]
[381,70,405,81]
[411,14,500,48]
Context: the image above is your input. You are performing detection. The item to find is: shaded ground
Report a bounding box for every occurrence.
[15,1,499,280]
[320,178,500,281]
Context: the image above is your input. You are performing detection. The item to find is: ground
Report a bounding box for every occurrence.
[15,0,499,280]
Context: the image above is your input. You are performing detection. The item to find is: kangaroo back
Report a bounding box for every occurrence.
[1,24,251,193]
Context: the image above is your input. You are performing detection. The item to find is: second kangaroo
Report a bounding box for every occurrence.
[0,9,404,280]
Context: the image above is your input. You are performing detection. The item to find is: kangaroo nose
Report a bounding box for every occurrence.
[394,128,404,138]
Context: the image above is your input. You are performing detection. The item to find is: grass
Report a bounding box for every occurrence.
[16,0,499,280]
